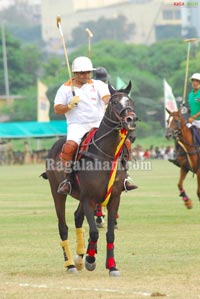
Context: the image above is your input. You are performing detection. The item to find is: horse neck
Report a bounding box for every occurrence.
[180,121,193,146]
[94,114,122,158]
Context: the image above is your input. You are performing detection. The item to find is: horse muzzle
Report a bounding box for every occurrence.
[165,128,174,140]
[124,113,138,131]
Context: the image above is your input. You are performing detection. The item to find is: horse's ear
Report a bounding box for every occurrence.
[165,107,172,115]
[124,81,132,95]
[117,81,132,94]
[108,82,116,95]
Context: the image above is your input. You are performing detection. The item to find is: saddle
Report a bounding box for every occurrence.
[60,127,130,165]
[75,128,130,163]
[76,128,98,161]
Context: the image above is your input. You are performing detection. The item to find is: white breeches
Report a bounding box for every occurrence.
[66,122,101,145]
[192,120,200,128]
[186,120,200,129]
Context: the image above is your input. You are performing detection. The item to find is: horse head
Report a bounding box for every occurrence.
[106,81,138,131]
[165,107,185,140]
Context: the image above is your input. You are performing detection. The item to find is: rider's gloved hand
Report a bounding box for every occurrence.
[68,96,80,109]
[188,116,194,123]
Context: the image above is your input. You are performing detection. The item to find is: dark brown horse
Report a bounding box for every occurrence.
[42,82,138,276]
[165,107,200,209]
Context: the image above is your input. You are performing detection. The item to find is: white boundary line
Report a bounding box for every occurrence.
[5,282,155,297]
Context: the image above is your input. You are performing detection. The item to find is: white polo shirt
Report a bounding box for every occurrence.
[54,79,109,125]
[54,79,110,144]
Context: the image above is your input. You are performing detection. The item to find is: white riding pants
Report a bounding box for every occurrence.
[187,120,200,129]
[66,122,100,145]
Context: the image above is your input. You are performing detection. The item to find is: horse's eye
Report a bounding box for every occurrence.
[112,101,118,105]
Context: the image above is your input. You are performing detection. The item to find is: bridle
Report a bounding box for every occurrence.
[103,93,137,130]
[87,93,137,160]
[167,113,183,139]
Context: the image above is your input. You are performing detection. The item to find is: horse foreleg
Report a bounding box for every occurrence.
[178,167,192,209]
[83,200,98,271]
[52,191,77,273]
[74,203,86,270]
[106,203,120,277]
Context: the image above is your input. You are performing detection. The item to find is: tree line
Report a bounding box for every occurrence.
[0,31,199,137]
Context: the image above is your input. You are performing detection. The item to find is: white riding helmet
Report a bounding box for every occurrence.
[72,56,95,72]
[190,73,200,81]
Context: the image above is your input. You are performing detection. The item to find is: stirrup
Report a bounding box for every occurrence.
[123,176,138,192]
[57,179,72,195]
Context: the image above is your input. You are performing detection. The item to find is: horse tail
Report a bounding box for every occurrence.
[40,172,48,180]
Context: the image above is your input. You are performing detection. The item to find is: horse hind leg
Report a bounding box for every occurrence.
[74,203,86,271]
[178,168,192,209]
[60,240,77,273]
[95,203,105,228]
[52,190,77,273]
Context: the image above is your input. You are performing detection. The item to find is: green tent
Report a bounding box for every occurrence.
[0,120,67,139]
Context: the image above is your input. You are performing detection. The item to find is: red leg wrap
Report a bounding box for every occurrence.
[107,257,116,269]
[87,241,97,257]
[106,243,116,269]
[95,204,103,217]
[107,243,114,250]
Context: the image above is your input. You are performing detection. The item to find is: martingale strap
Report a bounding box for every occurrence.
[101,128,128,207]
[177,140,194,172]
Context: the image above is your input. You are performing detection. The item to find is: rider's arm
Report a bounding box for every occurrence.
[54,104,70,114]
[188,111,200,122]
[102,94,110,104]
[54,96,80,114]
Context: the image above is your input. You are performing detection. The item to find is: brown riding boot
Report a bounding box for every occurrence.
[57,140,78,195]
[123,176,138,191]
[168,158,180,168]
[123,138,138,191]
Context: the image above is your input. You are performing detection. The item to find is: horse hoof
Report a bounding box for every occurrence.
[85,255,96,271]
[67,266,78,274]
[96,222,104,228]
[185,199,193,209]
[74,255,84,271]
[96,217,104,228]
[109,267,120,277]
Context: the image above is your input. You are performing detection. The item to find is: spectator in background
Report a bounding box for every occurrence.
[24,141,32,164]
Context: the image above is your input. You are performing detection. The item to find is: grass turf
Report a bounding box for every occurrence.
[0,160,200,299]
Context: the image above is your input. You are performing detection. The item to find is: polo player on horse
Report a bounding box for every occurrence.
[54,56,137,194]
[169,73,200,167]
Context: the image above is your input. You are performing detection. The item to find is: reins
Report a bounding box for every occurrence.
[84,93,136,160]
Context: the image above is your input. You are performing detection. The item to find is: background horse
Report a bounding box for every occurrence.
[42,82,138,276]
[165,107,200,209]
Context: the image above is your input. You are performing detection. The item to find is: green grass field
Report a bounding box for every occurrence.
[0,160,200,299]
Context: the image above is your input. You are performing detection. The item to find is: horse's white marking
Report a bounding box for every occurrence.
[5,282,157,297]
[120,96,129,107]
